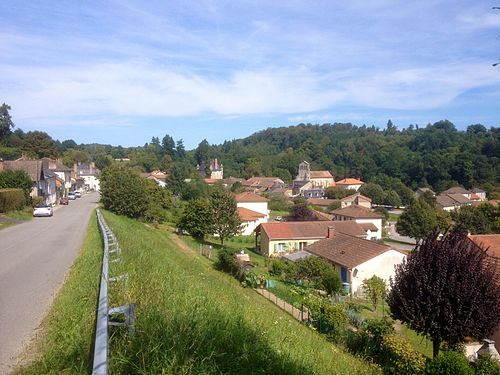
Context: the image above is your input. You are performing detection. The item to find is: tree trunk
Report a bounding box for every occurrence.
[433,339,440,358]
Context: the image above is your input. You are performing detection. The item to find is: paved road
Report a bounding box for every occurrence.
[387,221,417,245]
[0,192,99,374]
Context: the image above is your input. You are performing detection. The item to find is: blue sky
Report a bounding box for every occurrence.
[1,1,499,149]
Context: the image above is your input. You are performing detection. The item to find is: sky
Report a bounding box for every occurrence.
[1,1,499,149]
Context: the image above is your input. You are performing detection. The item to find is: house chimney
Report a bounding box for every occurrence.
[327,226,336,238]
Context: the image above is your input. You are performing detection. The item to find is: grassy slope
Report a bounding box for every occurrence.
[104,211,379,374]
[15,211,380,374]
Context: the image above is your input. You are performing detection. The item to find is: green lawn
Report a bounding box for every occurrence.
[16,210,380,374]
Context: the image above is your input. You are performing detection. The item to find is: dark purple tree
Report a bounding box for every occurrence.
[287,203,318,222]
[387,229,500,358]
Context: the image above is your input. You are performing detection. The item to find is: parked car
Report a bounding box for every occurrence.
[74,191,82,198]
[68,192,76,200]
[59,197,69,205]
[275,216,283,221]
[33,204,53,217]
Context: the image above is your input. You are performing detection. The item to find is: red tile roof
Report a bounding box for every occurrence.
[341,193,372,202]
[442,186,470,195]
[310,171,333,179]
[469,234,500,259]
[336,178,364,185]
[307,198,338,207]
[235,191,269,202]
[305,233,397,268]
[331,205,383,219]
[258,220,367,240]
[237,207,266,222]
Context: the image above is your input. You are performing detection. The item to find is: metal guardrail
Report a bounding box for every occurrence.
[92,209,134,375]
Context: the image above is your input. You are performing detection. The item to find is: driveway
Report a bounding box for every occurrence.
[0,192,99,374]
[387,221,417,245]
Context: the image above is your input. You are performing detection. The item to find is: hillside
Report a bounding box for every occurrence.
[17,211,380,374]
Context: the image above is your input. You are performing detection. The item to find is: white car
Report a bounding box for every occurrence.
[68,192,76,200]
[33,204,53,217]
[74,191,82,198]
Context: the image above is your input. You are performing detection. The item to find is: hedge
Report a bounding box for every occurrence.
[0,188,25,212]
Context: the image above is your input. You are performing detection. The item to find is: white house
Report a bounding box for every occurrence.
[305,230,406,296]
[340,193,372,209]
[74,162,100,191]
[235,191,269,236]
[336,178,364,191]
[330,205,383,240]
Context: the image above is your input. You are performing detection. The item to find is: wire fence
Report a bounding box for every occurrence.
[255,288,310,322]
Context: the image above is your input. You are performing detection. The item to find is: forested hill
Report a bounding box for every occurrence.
[209,121,499,192]
[1,106,499,194]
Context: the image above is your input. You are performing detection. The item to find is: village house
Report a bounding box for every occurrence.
[140,170,168,187]
[292,161,335,196]
[468,234,500,353]
[0,158,57,204]
[73,162,100,191]
[415,187,436,199]
[209,159,223,180]
[305,228,406,296]
[335,178,364,191]
[242,176,286,193]
[235,191,270,236]
[340,192,372,209]
[255,220,372,257]
[330,205,383,240]
[307,198,338,210]
[435,193,472,211]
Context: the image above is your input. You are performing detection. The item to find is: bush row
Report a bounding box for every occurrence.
[0,188,25,212]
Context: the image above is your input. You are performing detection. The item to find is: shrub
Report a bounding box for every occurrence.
[426,350,474,375]
[215,248,244,280]
[322,303,348,336]
[31,196,44,207]
[0,188,25,212]
[0,170,32,203]
[320,267,342,295]
[474,355,500,375]
[379,334,426,374]
[363,317,394,340]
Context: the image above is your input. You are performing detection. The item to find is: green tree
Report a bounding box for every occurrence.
[177,198,213,240]
[326,186,352,199]
[166,162,192,196]
[396,199,441,240]
[387,230,500,358]
[209,186,241,246]
[161,134,175,157]
[0,103,14,141]
[195,139,210,167]
[383,190,402,208]
[22,131,58,158]
[142,179,172,223]
[359,183,385,205]
[99,164,148,219]
[362,275,387,310]
[320,267,342,296]
[175,139,186,159]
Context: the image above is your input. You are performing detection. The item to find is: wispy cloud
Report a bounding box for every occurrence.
[0,0,499,144]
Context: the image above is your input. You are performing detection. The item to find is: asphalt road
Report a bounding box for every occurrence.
[0,192,99,374]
